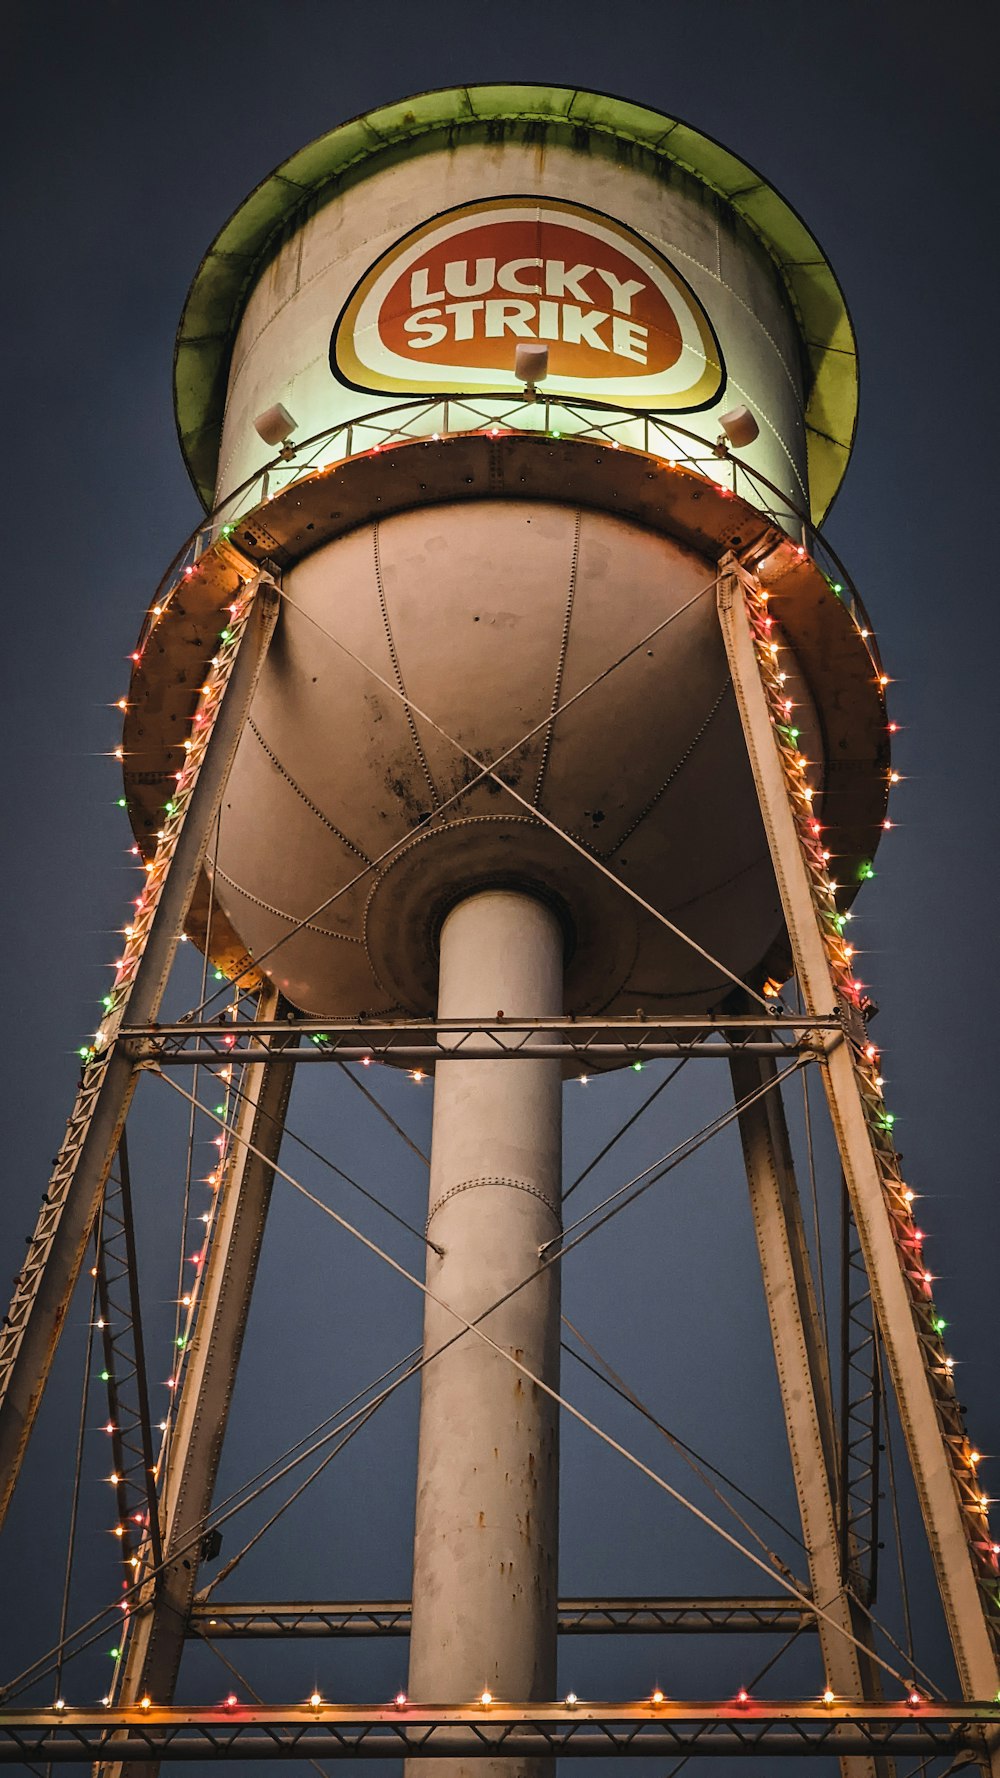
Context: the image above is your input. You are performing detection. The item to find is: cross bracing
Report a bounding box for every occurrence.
[0,448,996,1778]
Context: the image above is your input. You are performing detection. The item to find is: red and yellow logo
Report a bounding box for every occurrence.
[332,197,724,410]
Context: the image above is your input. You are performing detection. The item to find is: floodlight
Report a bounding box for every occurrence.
[717,405,759,449]
[253,403,298,448]
[515,343,549,398]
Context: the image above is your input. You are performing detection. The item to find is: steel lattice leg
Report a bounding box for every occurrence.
[95,1130,164,1580]
[718,559,1000,1770]
[731,1048,885,1778]
[0,574,278,1529]
[107,994,297,1753]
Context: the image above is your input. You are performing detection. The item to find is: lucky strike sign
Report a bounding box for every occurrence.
[332,198,724,410]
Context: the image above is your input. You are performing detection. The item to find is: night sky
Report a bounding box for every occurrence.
[2,0,998,1761]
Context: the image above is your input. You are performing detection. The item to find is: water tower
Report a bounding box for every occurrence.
[0,85,997,1778]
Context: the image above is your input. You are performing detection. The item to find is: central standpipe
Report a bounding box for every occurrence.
[408,891,563,1774]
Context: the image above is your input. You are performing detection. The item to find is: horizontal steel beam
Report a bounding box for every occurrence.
[0,1704,990,1764]
[189,1597,818,1637]
[137,1043,810,1066]
[123,1016,842,1040]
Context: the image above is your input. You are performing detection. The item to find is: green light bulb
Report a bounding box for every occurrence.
[102,996,113,1010]
[100,1370,110,1382]
[632,1062,643,1072]
[117,797,127,809]
[214,1104,225,1115]
[213,970,224,982]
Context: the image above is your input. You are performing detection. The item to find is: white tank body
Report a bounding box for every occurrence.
[211,499,820,1018]
[215,136,809,522]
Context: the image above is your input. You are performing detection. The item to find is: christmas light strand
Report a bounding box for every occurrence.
[742,572,999,1640]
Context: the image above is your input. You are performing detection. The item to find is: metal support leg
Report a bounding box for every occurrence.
[95,1130,164,1580]
[731,1047,882,1778]
[0,575,278,1529]
[719,561,1000,1764]
[839,1181,881,1603]
[110,993,297,1741]
[408,890,563,1778]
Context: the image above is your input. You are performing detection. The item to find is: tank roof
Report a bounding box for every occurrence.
[174,83,858,521]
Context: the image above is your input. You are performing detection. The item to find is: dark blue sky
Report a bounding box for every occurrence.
[1,0,998,1756]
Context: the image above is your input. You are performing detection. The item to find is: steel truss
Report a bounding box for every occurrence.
[718,559,1000,1737]
[0,1702,994,1765]
[729,1044,883,1763]
[1,535,998,1775]
[95,1133,163,1579]
[124,1015,838,1070]
[841,1182,881,1602]
[188,1597,818,1638]
[115,988,299,1722]
[0,568,278,1522]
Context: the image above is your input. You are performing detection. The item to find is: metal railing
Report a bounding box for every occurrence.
[139,397,880,670]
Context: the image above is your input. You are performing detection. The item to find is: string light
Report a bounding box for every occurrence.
[480,1691,493,1707]
[744,575,994,1573]
[95,481,995,1654]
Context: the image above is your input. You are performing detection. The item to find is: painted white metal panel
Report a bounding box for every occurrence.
[215,141,807,517]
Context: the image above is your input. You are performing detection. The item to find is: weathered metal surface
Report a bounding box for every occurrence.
[123,436,887,1018]
[407,893,563,1778]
